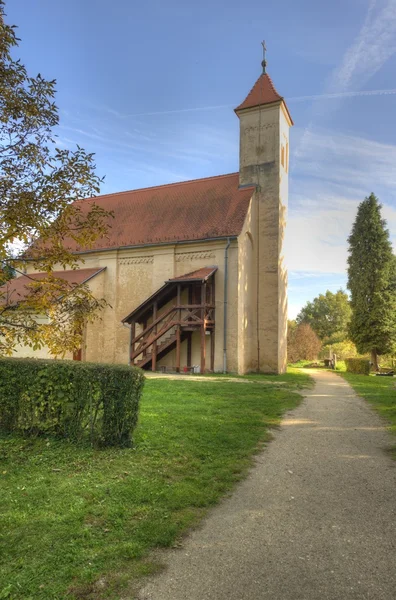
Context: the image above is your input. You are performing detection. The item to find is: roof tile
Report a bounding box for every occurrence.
[168,266,217,282]
[235,72,293,124]
[0,268,105,305]
[62,173,255,253]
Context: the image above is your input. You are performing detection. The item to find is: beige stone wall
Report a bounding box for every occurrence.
[68,238,240,372]
[278,106,290,372]
[237,100,291,374]
[11,314,69,360]
[237,198,258,374]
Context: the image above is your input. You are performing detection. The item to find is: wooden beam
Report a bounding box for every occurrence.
[201,323,206,374]
[142,320,147,357]
[210,329,215,372]
[176,325,181,373]
[177,283,182,326]
[177,283,181,306]
[187,332,192,368]
[201,281,207,374]
[130,321,136,365]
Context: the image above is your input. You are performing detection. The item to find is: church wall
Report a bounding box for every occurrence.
[75,237,239,372]
[11,314,73,360]
[237,197,258,374]
[278,105,290,373]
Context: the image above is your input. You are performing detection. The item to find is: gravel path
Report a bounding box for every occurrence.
[136,370,396,600]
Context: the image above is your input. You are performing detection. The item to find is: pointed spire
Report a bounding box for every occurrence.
[234,46,294,124]
[234,72,282,112]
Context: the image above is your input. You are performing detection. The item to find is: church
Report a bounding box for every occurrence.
[14,62,293,374]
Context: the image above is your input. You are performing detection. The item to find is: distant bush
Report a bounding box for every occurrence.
[320,339,358,360]
[0,358,144,447]
[334,360,346,372]
[344,358,370,375]
[288,323,322,363]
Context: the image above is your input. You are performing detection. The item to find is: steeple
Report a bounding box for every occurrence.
[234,45,293,124]
[234,72,284,112]
[235,49,293,374]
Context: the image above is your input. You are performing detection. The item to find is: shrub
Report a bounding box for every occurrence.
[0,358,144,447]
[320,339,358,360]
[288,323,322,363]
[344,358,370,375]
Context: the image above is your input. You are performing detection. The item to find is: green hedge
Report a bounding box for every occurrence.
[0,358,144,447]
[344,358,371,375]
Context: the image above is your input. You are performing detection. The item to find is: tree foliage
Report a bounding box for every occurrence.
[288,321,322,363]
[347,193,396,368]
[0,2,111,356]
[296,289,351,342]
[320,339,358,360]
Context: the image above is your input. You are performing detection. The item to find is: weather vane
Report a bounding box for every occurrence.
[261,40,267,74]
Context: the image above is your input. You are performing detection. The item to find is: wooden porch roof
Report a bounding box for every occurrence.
[122,266,217,324]
[167,267,217,283]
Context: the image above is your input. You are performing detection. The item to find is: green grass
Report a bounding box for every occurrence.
[0,370,310,600]
[339,372,396,446]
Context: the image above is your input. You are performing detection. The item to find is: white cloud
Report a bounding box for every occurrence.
[328,0,396,93]
[286,128,396,274]
[295,0,396,167]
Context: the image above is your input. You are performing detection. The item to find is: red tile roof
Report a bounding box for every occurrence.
[235,72,293,124]
[168,266,217,283]
[0,268,105,305]
[62,173,255,253]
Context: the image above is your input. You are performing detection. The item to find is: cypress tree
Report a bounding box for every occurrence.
[347,193,396,370]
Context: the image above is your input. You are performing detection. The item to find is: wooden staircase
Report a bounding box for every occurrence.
[130,304,214,371]
[123,267,217,373]
[136,328,189,369]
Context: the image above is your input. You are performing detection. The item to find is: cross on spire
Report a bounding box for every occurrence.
[261,40,267,74]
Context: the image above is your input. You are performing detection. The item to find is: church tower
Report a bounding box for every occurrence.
[235,52,293,374]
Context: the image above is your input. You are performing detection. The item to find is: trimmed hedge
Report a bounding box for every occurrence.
[0,358,144,447]
[344,358,371,375]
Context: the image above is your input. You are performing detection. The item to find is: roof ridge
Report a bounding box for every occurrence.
[79,172,239,203]
[266,73,283,99]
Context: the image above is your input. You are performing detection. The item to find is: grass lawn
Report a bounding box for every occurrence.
[0,369,311,600]
[339,372,396,449]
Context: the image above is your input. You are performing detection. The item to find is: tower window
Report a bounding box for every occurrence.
[281,145,285,168]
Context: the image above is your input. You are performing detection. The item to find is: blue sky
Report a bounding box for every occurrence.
[7,0,396,317]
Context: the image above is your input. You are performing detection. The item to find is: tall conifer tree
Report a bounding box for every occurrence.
[347,193,396,370]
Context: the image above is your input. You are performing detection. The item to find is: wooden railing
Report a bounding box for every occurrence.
[130,304,215,363]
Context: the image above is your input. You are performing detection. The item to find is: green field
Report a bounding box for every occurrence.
[0,369,310,600]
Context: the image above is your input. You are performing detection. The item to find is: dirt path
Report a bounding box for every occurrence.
[136,370,396,600]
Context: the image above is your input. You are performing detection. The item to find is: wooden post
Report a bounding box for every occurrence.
[201,323,206,374]
[177,283,181,325]
[210,329,215,373]
[211,275,215,372]
[176,325,181,373]
[143,320,147,357]
[152,302,157,372]
[187,332,192,369]
[130,321,136,365]
[201,281,206,374]
[177,284,181,307]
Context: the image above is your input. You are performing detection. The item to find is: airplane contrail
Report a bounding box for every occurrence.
[121,88,396,117]
[289,88,396,102]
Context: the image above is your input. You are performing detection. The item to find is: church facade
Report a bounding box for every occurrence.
[18,67,293,374]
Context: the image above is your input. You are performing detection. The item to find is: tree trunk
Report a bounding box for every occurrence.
[371,349,379,372]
